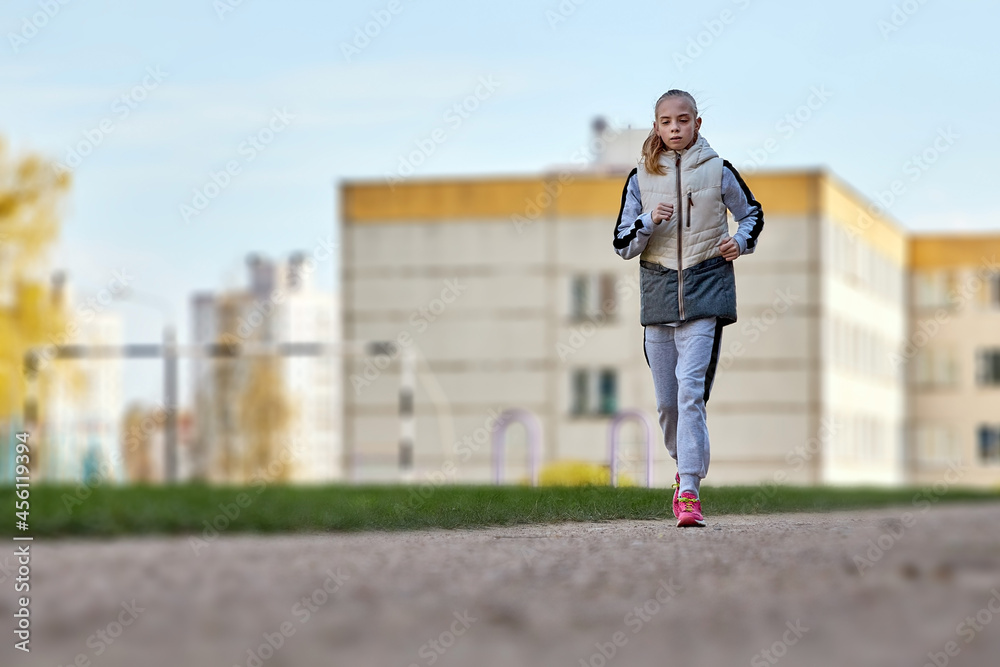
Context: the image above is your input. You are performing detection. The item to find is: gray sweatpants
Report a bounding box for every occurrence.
[643,317,720,497]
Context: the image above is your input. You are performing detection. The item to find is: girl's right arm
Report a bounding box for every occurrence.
[612,168,655,260]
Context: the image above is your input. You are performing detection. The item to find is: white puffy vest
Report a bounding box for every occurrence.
[637,134,729,270]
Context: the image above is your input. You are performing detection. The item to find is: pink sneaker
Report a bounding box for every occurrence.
[676,491,706,528]
[671,473,681,519]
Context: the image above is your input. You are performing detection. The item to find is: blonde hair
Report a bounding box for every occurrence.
[641,90,699,175]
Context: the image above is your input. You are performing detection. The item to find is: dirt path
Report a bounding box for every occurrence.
[3,503,1000,666]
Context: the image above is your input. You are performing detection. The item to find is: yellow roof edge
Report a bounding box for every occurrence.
[339,169,630,192]
[339,166,835,191]
[911,231,1000,240]
[817,169,909,237]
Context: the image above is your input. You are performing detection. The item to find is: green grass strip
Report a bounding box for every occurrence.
[4,483,999,538]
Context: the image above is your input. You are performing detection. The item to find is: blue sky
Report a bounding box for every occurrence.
[2,0,998,402]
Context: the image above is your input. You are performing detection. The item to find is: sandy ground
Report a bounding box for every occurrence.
[3,503,1000,667]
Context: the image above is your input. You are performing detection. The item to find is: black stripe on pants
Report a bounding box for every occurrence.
[702,319,726,404]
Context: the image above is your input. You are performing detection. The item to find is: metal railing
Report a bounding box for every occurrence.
[491,408,541,486]
[23,337,342,483]
[608,410,655,487]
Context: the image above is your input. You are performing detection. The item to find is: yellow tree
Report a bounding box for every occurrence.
[0,136,73,427]
[121,402,155,483]
[238,356,294,482]
[199,292,294,483]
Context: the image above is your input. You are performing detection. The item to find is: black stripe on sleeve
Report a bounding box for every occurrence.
[612,168,643,250]
[722,160,764,250]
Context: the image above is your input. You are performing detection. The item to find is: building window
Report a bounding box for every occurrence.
[569,274,618,321]
[599,274,618,316]
[913,271,954,309]
[915,425,958,465]
[978,425,1000,464]
[913,348,958,388]
[570,276,589,321]
[975,348,1000,386]
[570,369,589,415]
[598,369,617,415]
[988,273,1000,309]
[570,368,618,417]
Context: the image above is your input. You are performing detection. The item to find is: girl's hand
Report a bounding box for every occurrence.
[652,202,674,224]
[718,237,740,261]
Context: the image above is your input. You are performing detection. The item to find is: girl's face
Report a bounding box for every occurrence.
[653,97,702,151]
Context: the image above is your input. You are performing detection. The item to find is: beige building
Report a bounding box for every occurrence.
[36,274,124,483]
[191,253,341,483]
[907,236,1000,487]
[339,133,1000,488]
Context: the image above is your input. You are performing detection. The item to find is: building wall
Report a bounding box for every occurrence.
[190,257,341,483]
[341,169,1000,488]
[42,311,123,483]
[908,236,1000,488]
[281,290,341,481]
[817,179,908,485]
[706,190,818,486]
[553,215,659,482]
[343,216,552,482]
[342,172,827,486]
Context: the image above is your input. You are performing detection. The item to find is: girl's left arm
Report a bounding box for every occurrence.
[721,160,764,256]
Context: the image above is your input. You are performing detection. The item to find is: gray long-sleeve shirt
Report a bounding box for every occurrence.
[612,160,764,260]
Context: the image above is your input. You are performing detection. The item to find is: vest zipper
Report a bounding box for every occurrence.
[675,153,685,321]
